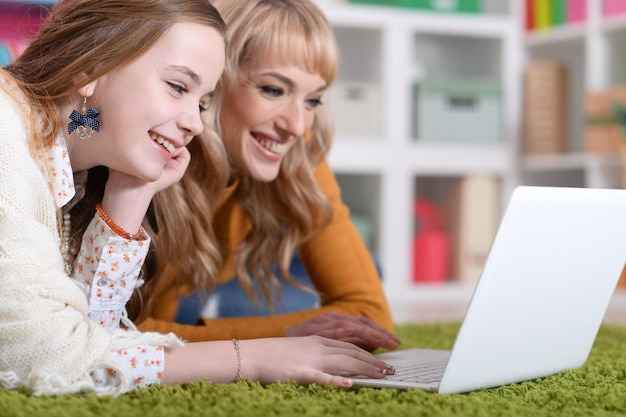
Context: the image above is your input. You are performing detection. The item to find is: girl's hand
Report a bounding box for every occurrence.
[152,145,191,194]
[285,312,401,352]
[240,336,395,388]
[100,146,191,235]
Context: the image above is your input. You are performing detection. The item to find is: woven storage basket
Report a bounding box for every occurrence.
[414,79,502,144]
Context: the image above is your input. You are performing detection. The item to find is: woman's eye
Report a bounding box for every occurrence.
[260,85,283,97]
[168,82,187,95]
[199,103,209,113]
[306,98,323,109]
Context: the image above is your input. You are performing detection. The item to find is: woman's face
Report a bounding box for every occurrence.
[219,58,327,182]
[73,22,225,182]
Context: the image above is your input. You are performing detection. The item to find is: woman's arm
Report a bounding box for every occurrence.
[141,160,399,350]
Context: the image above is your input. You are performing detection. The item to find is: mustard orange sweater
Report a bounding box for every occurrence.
[139,160,394,341]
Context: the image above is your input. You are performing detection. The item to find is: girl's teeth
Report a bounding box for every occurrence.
[150,133,175,154]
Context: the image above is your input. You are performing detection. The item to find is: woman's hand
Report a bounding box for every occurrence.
[285,312,401,352]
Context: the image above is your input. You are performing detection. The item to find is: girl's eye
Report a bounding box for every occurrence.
[199,103,209,113]
[306,98,323,109]
[260,85,283,97]
[168,82,187,95]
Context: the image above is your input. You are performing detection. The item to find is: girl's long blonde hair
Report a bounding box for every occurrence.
[5,0,228,322]
[211,0,339,307]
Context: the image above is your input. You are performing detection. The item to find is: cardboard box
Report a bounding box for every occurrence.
[445,176,500,284]
[523,61,568,155]
[584,86,626,153]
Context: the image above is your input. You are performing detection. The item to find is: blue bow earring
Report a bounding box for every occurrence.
[68,96,100,139]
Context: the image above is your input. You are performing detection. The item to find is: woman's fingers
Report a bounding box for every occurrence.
[304,323,400,351]
[285,312,402,351]
[325,313,402,348]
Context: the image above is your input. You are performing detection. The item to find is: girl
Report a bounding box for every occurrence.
[0,0,392,396]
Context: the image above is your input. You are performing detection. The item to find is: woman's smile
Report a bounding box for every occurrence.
[251,132,288,155]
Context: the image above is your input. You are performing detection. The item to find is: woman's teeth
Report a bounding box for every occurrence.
[151,133,175,154]
[256,137,286,155]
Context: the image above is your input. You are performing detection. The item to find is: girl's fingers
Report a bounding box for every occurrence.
[321,343,393,379]
[327,374,354,388]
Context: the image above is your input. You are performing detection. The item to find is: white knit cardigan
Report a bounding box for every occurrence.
[0,72,182,396]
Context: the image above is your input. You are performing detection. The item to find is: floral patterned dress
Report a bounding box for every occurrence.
[42,133,165,389]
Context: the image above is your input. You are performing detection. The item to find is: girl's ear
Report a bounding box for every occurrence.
[77,79,98,98]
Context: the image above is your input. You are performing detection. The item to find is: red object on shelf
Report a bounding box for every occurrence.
[525,0,535,31]
[412,199,449,284]
[604,0,626,17]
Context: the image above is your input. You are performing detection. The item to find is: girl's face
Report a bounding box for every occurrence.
[219,58,327,182]
[71,22,225,182]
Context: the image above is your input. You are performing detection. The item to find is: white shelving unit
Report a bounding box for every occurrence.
[318,1,523,315]
[521,0,624,190]
[7,0,621,319]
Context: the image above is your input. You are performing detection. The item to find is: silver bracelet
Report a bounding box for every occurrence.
[232,338,243,382]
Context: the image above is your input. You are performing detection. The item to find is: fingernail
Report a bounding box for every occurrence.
[385,364,395,374]
[387,338,401,349]
[376,368,385,375]
[342,377,353,387]
[372,331,384,341]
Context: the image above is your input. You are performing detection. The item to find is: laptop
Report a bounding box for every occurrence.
[352,186,626,394]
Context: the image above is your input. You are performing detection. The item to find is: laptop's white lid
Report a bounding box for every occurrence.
[438,186,626,393]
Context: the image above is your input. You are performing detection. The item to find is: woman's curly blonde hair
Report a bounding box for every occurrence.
[211,0,339,307]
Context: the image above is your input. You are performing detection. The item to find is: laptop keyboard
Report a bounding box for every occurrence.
[384,360,447,384]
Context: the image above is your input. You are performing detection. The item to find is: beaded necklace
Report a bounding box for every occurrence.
[60,210,79,275]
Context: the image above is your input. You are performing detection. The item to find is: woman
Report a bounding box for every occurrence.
[141,0,401,353]
[0,0,392,396]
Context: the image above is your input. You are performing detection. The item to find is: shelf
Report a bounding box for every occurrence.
[390,283,626,325]
[521,153,623,189]
[385,282,475,324]
[321,1,520,303]
[602,13,626,33]
[405,143,510,175]
[328,140,510,175]
[523,152,621,172]
[322,3,513,37]
[524,23,586,47]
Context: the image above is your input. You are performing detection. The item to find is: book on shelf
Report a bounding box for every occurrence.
[531,0,552,30]
[604,0,626,17]
[525,0,585,32]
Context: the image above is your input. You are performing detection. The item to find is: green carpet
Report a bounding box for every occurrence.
[3,322,626,417]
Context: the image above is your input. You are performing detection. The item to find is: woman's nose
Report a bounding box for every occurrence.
[277,103,307,138]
